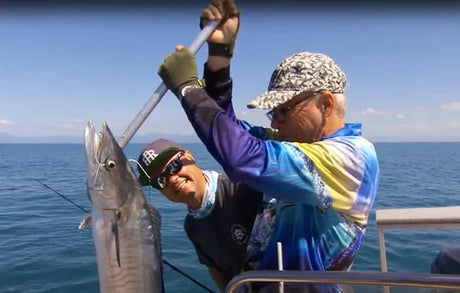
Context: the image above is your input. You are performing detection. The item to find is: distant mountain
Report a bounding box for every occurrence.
[0,132,200,144]
[2,132,458,144]
[130,132,200,143]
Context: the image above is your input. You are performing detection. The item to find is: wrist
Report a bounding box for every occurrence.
[208,42,234,58]
[206,56,231,71]
[178,79,205,100]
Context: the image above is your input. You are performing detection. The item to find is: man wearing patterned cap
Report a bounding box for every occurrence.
[157,0,379,291]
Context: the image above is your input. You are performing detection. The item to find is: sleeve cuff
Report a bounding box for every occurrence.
[203,63,232,105]
[203,63,231,85]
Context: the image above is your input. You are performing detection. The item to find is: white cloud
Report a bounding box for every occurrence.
[414,106,426,112]
[0,120,11,126]
[441,102,460,110]
[360,108,385,115]
[396,114,405,119]
[411,106,427,117]
[448,121,460,128]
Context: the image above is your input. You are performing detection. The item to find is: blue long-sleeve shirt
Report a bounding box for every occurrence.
[180,64,379,272]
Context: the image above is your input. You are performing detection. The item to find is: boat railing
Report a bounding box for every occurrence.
[375,205,460,272]
[225,270,460,292]
[225,206,460,292]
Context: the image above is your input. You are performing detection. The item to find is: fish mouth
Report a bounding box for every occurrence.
[84,121,120,208]
[84,121,136,211]
[84,121,103,177]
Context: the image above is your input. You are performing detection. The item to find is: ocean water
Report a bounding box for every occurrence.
[1,142,460,293]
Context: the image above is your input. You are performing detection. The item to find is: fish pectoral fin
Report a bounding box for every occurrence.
[112,212,121,268]
[78,215,92,230]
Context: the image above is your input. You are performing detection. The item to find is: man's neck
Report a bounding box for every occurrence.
[187,197,203,210]
[323,116,345,138]
[186,173,207,210]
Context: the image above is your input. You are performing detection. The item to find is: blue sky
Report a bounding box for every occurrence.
[2,2,460,142]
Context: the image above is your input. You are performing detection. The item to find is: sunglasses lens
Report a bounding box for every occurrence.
[266,109,284,121]
[168,158,182,174]
[150,152,184,190]
[266,110,273,121]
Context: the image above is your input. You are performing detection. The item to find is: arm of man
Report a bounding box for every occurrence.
[203,62,278,142]
[200,0,238,74]
[187,236,232,292]
[200,0,239,120]
[208,267,233,293]
[200,2,278,141]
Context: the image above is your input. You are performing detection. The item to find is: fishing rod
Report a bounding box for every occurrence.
[117,16,226,149]
[35,179,215,293]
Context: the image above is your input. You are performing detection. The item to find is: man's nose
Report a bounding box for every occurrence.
[271,118,281,129]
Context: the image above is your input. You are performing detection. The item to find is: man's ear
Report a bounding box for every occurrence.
[318,91,335,117]
[184,150,195,163]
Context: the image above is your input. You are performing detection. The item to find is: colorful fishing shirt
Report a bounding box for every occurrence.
[180,64,379,273]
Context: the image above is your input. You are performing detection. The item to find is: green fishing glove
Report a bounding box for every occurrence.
[157,47,198,98]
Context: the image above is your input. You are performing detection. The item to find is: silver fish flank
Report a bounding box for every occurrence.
[84,121,164,293]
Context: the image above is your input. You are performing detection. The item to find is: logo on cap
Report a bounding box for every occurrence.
[141,149,158,166]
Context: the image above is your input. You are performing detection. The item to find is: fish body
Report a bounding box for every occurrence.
[84,121,164,293]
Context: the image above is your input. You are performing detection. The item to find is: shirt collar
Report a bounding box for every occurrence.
[322,123,362,140]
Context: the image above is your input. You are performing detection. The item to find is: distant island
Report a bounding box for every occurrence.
[1,132,459,144]
[0,132,200,144]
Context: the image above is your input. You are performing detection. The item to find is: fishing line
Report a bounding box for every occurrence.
[129,159,153,202]
[94,153,105,188]
[35,179,90,213]
[163,259,214,293]
[35,178,215,293]
[129,158,151,181]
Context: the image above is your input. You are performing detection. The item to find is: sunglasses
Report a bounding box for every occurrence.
[151,151,185,190]
[266,91,321,122]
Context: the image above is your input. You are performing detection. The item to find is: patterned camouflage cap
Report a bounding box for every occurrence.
[247,52,347,109]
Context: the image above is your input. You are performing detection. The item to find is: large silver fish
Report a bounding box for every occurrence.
[84,121,164,293]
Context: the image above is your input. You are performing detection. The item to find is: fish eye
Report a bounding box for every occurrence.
[105,159,117,171]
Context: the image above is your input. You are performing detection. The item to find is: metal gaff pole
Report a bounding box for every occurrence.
[118,19,223,149]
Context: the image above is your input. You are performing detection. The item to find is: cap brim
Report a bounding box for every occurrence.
[139,172,151,186]
[247,90,303,110]
[138,147,181,186]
